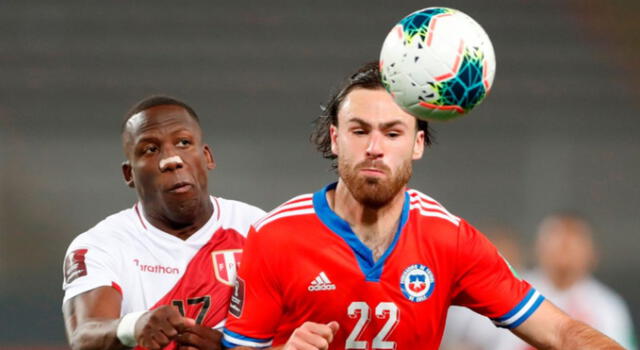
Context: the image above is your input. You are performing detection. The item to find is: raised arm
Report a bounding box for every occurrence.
[511,300,624,349]
[63,286,191,350]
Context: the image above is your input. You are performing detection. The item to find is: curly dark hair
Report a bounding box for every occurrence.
[310,61,433,168]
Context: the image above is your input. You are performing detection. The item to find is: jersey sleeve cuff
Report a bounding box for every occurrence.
[491,288,545,329]
[222,328,273,348]
[62,280,117,304]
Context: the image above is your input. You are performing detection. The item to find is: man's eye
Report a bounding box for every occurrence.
[353,129,367,135]
[143,146,158,154]
[178,139,191,147]
[387,132,400,138]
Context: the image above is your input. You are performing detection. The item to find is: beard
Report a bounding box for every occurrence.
[339,157,412,209]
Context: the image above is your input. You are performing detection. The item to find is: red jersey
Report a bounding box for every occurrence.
[223,183,543,349]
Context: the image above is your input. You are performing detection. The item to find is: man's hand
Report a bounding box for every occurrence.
[283,321,339,350]
[175,323,222,350]
[135,305,191,350]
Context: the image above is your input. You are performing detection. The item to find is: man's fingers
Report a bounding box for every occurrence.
[175,325,222,350]
[164,306,188,332]
[183,317,197,327]
[152,331,171,347]
[285,322,336,350]
[326,321,339,343]
[175,331,200,346]
[304,321,337,342]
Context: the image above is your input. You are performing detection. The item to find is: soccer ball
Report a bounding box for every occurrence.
[380,7,496,121]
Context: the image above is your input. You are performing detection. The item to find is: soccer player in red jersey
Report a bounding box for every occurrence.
[222,62,623,350]
[62,96,264,350]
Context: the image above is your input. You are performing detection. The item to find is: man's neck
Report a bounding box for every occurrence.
[142,197,214,240]
[328,181,405,261]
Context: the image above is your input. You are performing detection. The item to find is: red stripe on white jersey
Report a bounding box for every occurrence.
[111,281,122,295]
[134,204,147,230]
[212,196,221,221]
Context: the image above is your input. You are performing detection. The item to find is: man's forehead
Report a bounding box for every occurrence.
[125,105,199,136]
[338,88,415,126]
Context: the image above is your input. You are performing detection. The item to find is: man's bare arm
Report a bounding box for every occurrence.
[63,286,194,350]
[512,300,623,349]
[63,286,125,350]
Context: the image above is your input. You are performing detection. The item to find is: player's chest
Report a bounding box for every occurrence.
[282,232,453,320]
[123,229,245,305]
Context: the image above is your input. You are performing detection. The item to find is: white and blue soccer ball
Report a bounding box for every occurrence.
[380,7,496,121]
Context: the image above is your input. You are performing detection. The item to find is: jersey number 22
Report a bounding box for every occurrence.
[346,301,398,349]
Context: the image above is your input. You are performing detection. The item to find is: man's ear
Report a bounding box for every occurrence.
[122,161,135,188]
[330,125,339,156]
[204,145,216,170]
[412,130,425,160]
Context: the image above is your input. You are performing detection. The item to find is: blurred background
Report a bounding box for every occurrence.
[1,0,638,348]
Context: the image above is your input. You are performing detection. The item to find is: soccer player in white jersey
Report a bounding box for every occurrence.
[528,213,636,349]
[443,213,637,350]
[222,62,624,350]
[62,96,265,350]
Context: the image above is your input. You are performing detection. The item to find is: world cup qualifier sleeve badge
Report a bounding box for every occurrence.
[400,264,435,302]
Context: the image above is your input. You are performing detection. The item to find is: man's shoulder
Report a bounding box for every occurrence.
[252,193,316,233]
[67,206,140,249]
[215,196,265,218]
[213,196,266,236]
[406,188,462,228]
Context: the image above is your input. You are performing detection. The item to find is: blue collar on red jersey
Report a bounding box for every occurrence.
[312,182,410,282]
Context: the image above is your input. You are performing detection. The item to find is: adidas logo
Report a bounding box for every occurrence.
[307,271,336,292]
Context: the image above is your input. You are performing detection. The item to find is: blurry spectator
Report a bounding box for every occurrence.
[442,213,637,350]
[526,212,636,349]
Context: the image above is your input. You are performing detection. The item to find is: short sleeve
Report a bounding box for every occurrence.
[62,233,122,304]
[222,226,283,348]
[451,220,544,329]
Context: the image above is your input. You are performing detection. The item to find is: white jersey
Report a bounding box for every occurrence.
[525,270,636,350]
[442,270,637,350]
[62,196,265,330]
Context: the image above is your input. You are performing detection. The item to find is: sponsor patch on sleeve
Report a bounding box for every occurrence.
[64,249,88,284]
[229,276,245,318]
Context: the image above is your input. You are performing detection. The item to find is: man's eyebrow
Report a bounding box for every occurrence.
[379,120,407,129]
[346,117,372,127]
[133,135,160,145]
[346,117,407,129]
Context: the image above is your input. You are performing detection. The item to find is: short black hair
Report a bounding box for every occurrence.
[121,95,200,133]
[310,61,433,167]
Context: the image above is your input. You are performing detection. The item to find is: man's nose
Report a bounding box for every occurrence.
[159,155,184,172]
[366,133,384,159]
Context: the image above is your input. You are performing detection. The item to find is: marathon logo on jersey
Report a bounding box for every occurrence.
[133,259,180,274]
[212,249,242,286]
[64,249,88,284]
[229,276,245,318]
[400,264,435,302]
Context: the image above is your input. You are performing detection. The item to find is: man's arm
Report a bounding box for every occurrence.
[511,300,624,349]
[63,286,192,350]
[63,286,124,350]
[226,322,338,350]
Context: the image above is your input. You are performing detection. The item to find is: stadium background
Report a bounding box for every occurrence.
[0,0,638,347]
